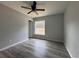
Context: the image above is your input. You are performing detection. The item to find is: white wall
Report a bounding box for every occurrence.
[29,21,34,37]
[0,4,29,49]
[45,14,64,42]
[64,2,79,58]
[30,14,64,42]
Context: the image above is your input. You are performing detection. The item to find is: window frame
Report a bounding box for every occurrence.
[34,20,45,35]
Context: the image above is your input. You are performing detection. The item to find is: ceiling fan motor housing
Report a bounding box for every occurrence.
[31,5,36,11]
[31,1,37,11]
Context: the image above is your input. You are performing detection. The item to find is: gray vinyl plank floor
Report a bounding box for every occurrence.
[0,38,70,58]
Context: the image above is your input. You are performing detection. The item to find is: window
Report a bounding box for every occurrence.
[34,20,45,35]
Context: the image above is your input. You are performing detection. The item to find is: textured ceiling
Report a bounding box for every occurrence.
[0,1,69,18]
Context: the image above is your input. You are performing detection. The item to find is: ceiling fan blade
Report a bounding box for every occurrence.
[34,11,39,15]
[36,9,45,11]
[27,10,32,14]
[21,6,31,9]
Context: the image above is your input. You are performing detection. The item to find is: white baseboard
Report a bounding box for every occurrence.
[0,39,28,51]
[66,47,73,58]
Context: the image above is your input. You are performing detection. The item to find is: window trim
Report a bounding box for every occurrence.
[34,20,45,35]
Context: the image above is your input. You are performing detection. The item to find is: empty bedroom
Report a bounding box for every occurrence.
[0,1,79,58]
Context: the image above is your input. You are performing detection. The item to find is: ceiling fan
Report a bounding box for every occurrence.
[21,1,45,15]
